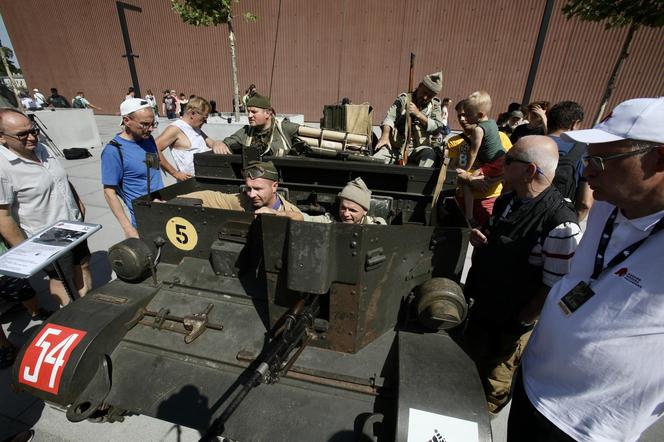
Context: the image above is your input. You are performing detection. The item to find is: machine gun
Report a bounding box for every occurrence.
[202,294,320,440]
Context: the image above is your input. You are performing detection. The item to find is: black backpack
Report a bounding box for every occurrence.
[552,142,586,202]
[72,97,85,108]
[63,148,92,160]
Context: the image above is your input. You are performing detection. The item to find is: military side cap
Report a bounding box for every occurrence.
[422,71,443,94]
[244,160,279,181]
[246,94,272,109]
[338,177,371,210]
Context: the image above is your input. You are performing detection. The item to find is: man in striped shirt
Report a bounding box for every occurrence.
[461,135,582,414]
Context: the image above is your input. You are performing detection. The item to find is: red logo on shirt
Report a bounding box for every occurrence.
[18,324,86,395]
[614,267,628,277]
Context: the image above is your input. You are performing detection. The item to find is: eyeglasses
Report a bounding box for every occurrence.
[129,119,158,129]
[583,145,660,172]
[242,165,268,179]
[2,127,40,140]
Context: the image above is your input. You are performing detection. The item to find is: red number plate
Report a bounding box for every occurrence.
[18,324,87,395]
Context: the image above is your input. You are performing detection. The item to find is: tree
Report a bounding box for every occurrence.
[563,0,664,125]
[0,46,21,77]
[171,0,257,121]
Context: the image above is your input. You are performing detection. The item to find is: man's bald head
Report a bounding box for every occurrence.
[512,135,559,180]
[0,108,29,132]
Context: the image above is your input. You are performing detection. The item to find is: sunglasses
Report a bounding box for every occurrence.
[583,145,659,172]
[504,155,531,166]
[2,127,40,140]
[505,154,545,176]
[242,165,268,179]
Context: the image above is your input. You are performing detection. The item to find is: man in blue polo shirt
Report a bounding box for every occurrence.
[102,98,164,238]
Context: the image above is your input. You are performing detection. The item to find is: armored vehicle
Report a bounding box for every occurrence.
[13,154,492,441]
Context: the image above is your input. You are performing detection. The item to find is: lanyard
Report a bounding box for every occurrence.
[591,207,664,281]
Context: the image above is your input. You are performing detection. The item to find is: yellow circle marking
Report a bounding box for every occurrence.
[165,217,198,251]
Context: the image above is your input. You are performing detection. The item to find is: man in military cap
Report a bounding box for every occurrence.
[217,94,301,159]
[375,72,445,167]
[304,177,387,225]
[178,160,303,220]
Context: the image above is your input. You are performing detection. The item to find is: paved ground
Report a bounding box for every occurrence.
[1,116,661,441]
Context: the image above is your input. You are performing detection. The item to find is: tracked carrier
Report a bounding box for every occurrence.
[13,154,491,441]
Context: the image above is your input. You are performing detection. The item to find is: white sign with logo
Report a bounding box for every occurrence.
[407,408,479,442]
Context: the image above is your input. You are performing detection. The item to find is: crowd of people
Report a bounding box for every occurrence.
[0,74,663,442]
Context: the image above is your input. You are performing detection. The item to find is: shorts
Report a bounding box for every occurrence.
[43,240,91,281]
[0,275,36,302]
[457,196,497,227]
[479,156,505,178]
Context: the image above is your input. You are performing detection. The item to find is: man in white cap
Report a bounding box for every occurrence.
[507,97,664,442]
[101,98,163,238]
[375,72,445,167]
[304,177,387,225]
[32,88,46,107]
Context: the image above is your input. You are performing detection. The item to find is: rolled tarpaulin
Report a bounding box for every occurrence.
[299,136,365,152]
[298,126,369,146]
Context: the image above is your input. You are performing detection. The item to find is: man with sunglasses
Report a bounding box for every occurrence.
[102,98,164,238]
[156,96,231,181]
[507,98,664,442]
[0,108,91,306]
[178,160,303,220]
[462,135,581,415]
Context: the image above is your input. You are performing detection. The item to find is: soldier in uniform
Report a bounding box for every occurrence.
[303,177,387,225]
[374,72,445,167]
[218,94,301,159]
[178,160,303,221]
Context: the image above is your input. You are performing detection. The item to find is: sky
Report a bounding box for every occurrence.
[0,12,20,67]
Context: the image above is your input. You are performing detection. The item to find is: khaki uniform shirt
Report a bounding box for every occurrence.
[223,118,301,158]
[382,93,443,149]
[303,212,386,225]
[181,190,301,214]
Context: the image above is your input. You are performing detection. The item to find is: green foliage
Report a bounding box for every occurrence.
[0,46,21,76]
[171,0,257,26]
[562,0,664,29]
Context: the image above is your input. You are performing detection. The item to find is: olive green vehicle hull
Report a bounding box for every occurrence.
[14,154,492,441]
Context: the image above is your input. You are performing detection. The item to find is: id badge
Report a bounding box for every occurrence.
[558,281,595,316]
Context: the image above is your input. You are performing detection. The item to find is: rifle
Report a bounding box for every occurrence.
[202,295,320,440]
[399,53,416,166]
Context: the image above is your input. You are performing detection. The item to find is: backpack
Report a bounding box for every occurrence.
[552,142,586,202]
[63,148,93,160]
[72,97,85,108]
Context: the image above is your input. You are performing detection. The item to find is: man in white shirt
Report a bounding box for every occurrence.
[508,97,664,442]
[0,108,91,306]
[155,96,230,181]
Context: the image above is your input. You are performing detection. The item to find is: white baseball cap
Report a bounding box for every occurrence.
[32,88,39,92]
[562,97,664,145]
[120,98,152,116]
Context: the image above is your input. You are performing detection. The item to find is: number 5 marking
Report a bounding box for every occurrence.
[175,224,188,244]
[166,217,198,251]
